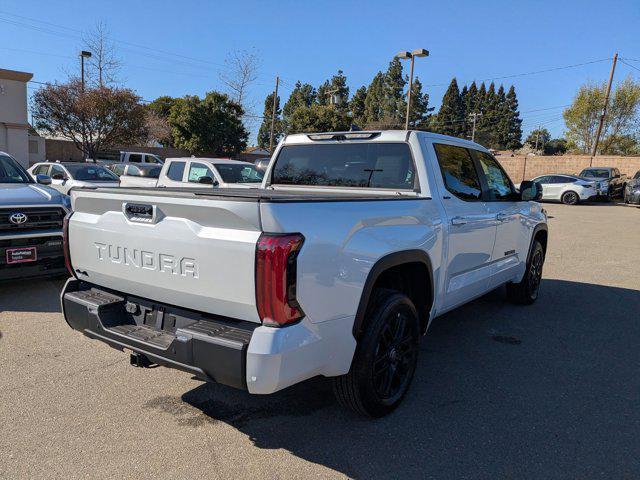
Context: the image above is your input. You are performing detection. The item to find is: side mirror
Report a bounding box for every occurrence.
[198,176,217,185]
[35,174,52,185]
[520,180,542,201]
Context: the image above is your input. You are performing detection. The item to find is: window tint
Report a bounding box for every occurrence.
[50,165,66,179]
[433,144,482,201]
[145,155,161,164]
[473,150,515,201]
[553,175,575,184]
[214,164,264,183]
[127,166,142,176]
[271,143,416,190]
[535,176,551,184]
[34,165,49,175]
[188,163,215,183]
[0,154,31,183]
[128,154,143,163]
[111,164,125,176]
[166,161,185,181]
[64,164,118,181]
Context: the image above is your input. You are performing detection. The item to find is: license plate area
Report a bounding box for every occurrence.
[6,247,37,264]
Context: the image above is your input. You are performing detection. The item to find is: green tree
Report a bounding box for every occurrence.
[147,95,180,146]
[504,86,523,150]
[364,72,385,126]
[408,77,431,129]
[282,81,316,123]
[169,91,247,154]
[476,82,499,147]
[432,78,464,136]
[463,81,479,139]
[350,85,367,127]
[381,58,406,126]
[563,76,640,154]
[257,92,282,149]
[525,127,551,151]
[544,138,568,155]
[287,104,351,133]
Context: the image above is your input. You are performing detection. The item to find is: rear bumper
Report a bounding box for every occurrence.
[61,280,356,394]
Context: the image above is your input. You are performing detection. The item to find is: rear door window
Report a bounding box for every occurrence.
[271,143,416,190]
[433,144,482,201]
[128,154,143,163]
[166,161,186,181]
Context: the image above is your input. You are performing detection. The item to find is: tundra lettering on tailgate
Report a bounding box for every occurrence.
[93,242,199,278]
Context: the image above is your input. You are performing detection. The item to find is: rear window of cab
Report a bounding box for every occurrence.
[271,143,416,190]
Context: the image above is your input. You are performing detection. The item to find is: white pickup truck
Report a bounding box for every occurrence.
[61,130,547,417]
[119,157,264,188]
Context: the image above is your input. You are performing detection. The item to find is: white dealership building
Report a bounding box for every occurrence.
[0,68,45,167]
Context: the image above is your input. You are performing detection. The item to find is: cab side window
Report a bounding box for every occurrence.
[433,143,482,201]
[33,165,49,176]
[472,150,516,201]
[50,164,67,180]
[128,154,143,163]
[166,161,186,181]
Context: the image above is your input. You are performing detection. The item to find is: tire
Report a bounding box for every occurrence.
[506,240,545,305]
[561,190,579,205]
[333,289,420,417]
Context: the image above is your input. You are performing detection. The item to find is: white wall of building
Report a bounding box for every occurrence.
[0,68,35,167]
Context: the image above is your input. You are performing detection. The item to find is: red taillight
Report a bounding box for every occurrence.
[63,212,76,277]
[255,233,305,326]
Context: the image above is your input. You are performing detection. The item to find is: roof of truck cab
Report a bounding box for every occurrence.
[164,157,252,165]
[281,130,488,150]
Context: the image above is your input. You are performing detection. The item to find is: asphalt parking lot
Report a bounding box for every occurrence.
[1,202,639,479]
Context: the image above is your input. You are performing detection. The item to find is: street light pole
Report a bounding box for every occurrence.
[79,50,92,92]
[396,49,429,130]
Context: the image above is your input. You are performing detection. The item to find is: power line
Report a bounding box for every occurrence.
[619,58,640,73]
[423,58,612,88]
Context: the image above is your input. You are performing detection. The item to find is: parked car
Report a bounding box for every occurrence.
[88,151,164,165]
[623,170,640,204]
[61,130,547,417]
[119,158,264,188]
[578,167,627,199]
[0,152,70,280]
[29,162,120,195]
[526,174,600,205]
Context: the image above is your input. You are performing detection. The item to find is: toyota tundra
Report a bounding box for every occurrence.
[61,131,547,417]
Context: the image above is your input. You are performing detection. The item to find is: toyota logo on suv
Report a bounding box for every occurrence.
[9,213,28,225]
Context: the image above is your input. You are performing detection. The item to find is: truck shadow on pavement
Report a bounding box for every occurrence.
[176,278,640,479]
[0,277,66,313]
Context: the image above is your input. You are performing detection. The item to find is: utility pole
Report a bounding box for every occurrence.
[468,112,482,142]
[591,53,618,161]
[269,76,279,154]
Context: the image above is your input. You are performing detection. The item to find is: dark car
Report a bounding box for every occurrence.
[623,170,640,205]
[579,167,627,200]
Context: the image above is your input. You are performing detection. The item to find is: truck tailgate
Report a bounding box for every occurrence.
[68,189,262,322]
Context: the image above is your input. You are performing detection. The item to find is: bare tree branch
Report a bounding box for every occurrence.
[82,21,122,87]
[219,49,260,116]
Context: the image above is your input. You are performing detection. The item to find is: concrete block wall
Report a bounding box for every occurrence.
[497,155,640,182]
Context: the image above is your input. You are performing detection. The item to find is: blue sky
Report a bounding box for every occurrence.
[1,0,639,144]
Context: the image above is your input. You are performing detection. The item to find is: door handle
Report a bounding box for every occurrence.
[451,216,468,226]
[496,213,509,222]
